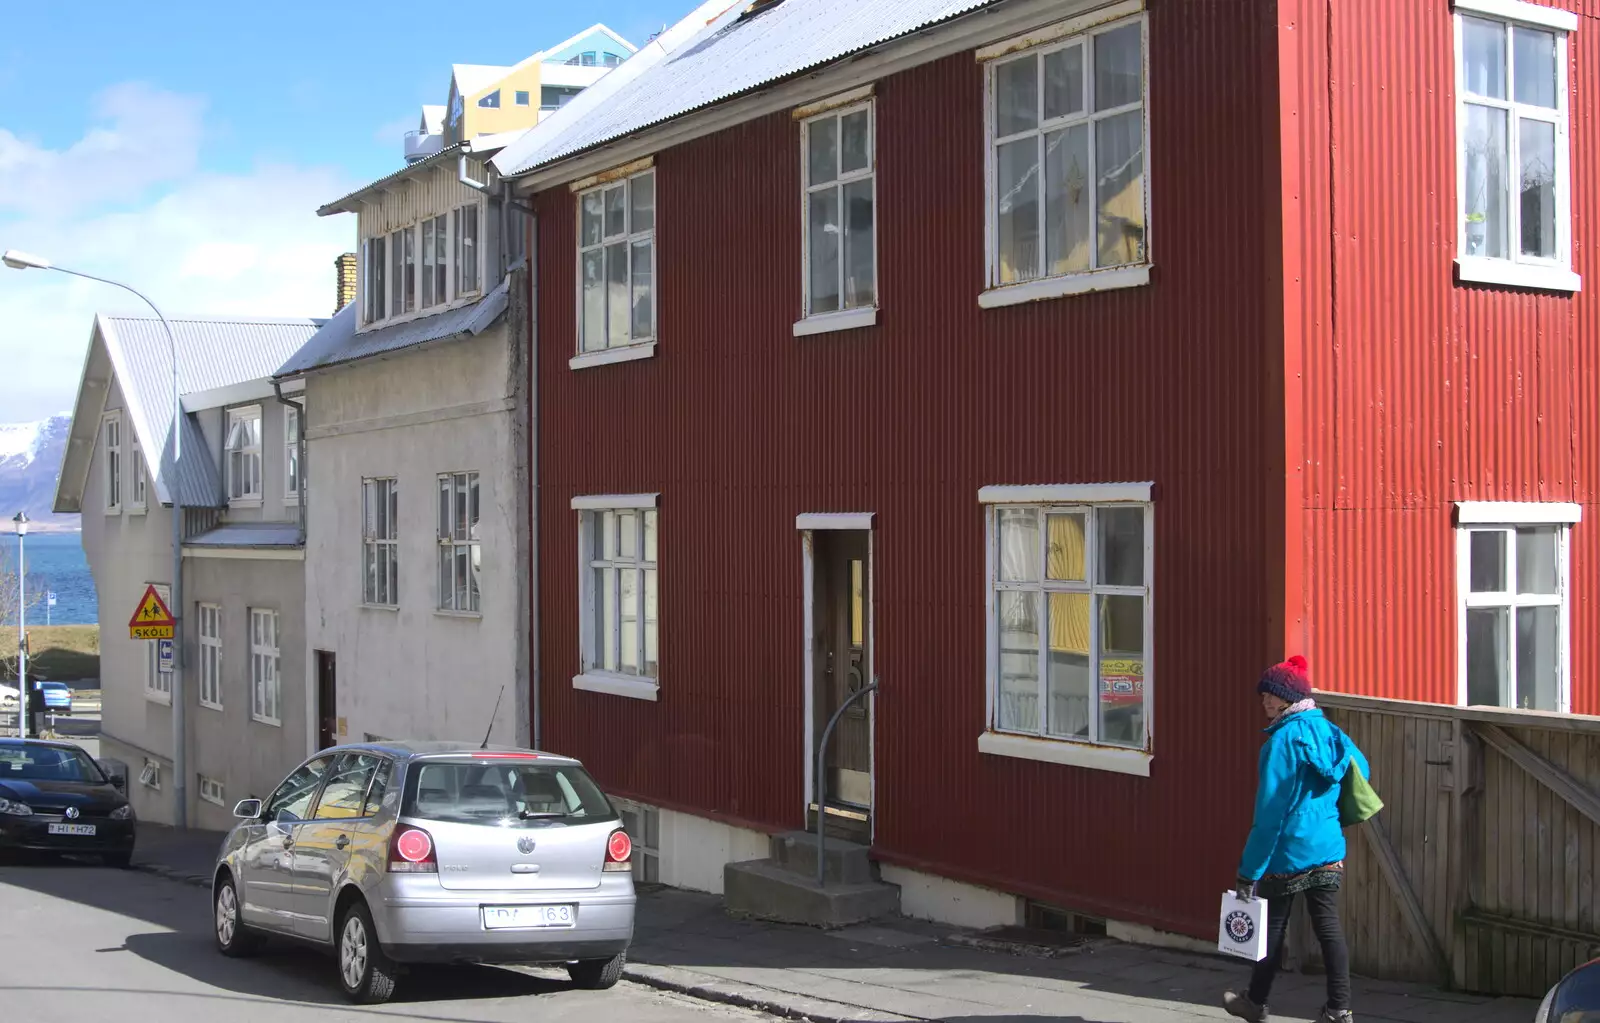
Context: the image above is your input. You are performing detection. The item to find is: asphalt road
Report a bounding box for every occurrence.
[0,860,773,1023]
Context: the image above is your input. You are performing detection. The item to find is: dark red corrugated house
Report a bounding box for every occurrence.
[493,0,1597,948]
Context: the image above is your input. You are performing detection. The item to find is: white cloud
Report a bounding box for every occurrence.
[0,84,358,423]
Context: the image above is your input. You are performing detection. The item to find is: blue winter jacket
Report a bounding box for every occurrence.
[1237,707,1370,882]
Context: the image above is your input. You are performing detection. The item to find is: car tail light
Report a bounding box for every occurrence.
[603,829,632,872]
[388,826,437,873]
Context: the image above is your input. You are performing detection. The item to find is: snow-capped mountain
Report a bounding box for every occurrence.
[0,414,76,531]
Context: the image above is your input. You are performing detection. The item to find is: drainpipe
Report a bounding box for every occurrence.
[271,379,307,545]
[527,207,541,750]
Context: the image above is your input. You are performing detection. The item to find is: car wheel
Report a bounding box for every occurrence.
[568,951,627,990]
[337,899,399,1004]
[214,875,264,957]
[102,850,133,870]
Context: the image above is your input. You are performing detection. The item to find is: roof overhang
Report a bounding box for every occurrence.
[181,376,302,414]
[317,139,507,217]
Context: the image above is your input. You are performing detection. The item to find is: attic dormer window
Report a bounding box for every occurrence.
[478,90,501,109]
[226,405,263,506]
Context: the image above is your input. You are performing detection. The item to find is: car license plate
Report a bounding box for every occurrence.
[47,823,96,836]
[482,904,576,930]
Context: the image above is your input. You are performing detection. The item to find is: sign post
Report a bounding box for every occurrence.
[128,585,176,641]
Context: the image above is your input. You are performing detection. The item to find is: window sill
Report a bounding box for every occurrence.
[229,497,264,510]
[361,603,400,612]
[978,730,1150,778]
[129,505,147,516]
[570,343,656,371]
[793,307,877,337]
[434,609,483,620]
[979,264,1151,310]
[573,672,659,702]
[284,495,300,506]
[1455,258,1581,294]
[106,507,121,516]
[200,701,223,713]
[252,715,282,728]
[145,691,172,707]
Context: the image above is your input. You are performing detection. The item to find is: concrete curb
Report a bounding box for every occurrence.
[623,962,922,1022]
[135,862,211,889]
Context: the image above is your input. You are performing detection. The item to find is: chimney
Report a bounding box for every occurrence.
[334,252,358,313]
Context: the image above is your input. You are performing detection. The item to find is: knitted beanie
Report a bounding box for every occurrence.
[1258,654,1312,703]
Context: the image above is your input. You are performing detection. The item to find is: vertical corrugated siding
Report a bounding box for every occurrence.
[358,158,490,239]
[533,0,1279,938]
[1302,0,1599,713]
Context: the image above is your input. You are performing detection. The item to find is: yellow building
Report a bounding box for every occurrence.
[404,24,636,164]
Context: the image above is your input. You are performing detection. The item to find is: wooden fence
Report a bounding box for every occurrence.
[1295,694,1600,998]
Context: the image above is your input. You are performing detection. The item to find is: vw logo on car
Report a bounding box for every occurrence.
[64,806,80,820]
[517,836,536,855]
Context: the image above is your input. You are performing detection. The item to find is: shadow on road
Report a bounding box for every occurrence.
[0,858,579,1010]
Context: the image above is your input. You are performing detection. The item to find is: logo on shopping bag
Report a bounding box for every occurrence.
[1224,909,1256,945]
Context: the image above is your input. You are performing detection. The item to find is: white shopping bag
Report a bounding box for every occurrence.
[1217,891,1268,961]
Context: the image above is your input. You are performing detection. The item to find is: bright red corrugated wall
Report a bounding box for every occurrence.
[1297,0,1599,714]
[532,0,1284,937]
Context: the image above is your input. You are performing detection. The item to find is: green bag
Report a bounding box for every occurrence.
[1339,763,1383,828]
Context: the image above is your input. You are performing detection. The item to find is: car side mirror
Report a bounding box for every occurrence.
[110,775,126,791]
[233,798,263,820]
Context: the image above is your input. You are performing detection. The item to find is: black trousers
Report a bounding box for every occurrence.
[1247,886,1351,1012]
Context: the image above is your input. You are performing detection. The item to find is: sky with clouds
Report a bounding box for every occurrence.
[0,0,683,423]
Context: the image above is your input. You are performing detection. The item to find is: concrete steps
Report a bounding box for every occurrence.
[724,830,900,928]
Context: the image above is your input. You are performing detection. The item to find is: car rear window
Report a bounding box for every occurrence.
[401,758,617,826]
[0,745,106,783]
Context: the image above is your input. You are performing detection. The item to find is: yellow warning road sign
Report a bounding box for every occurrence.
[128,585,176,640]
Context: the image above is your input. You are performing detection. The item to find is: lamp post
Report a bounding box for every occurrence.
[12,512,27,740]
[3,250,188,827]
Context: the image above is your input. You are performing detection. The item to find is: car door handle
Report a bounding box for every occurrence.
[335,835,349,851]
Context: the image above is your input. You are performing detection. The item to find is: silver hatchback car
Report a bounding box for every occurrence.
[211,741,636,1003]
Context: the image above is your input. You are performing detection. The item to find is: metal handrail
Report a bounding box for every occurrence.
[813,680,878,887]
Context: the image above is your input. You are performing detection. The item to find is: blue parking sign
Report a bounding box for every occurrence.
[158,638,174,675]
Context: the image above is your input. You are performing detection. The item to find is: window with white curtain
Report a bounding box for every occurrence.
[198,603,222,710]
[577,170,655,356]
[251,608,281,726]
[574,498,659,699]
[226,406,263,504]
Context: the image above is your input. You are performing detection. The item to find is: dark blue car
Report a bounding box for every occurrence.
[1536,957,1600,1022]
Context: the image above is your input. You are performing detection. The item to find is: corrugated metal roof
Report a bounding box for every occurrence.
[317,143,472,217]
[274,276,510,377]
[100,315,322,509]
[492,0,999,178]
[185,522,302,548]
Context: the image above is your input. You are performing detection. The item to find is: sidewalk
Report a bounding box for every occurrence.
[129,825,1540,1023]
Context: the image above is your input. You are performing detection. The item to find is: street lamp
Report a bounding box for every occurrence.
[12,512,26,740]
[3,250,188,827]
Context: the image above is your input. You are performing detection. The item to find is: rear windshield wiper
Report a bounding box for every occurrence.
[518,810,569,820]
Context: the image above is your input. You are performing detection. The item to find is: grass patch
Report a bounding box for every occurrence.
[25,625,100,683]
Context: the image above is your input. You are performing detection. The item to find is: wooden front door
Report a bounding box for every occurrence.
[810,530,872,832]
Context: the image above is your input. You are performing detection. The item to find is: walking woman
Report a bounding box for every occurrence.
[1225,655,1367,1023]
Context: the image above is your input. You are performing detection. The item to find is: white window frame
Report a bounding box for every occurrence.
[572,493,660,701]
[225,405,263,507]
[391,225,418,317]
[420,213,449,310]
[1454,500,1578,714]
[199,775,225,806]
[250,607,281,726]
[362,477,400,608]
[198,602,223,711]
[129,436,147,514]
[797,94,879,336]
[979,483,1154,777]
[143,583,172,705]
[1452,0,1580,292]
[437,470,482,615]
[284,406,301,504]
[455,202,482,298]
[362,233,388,325]
[979,3,1151,310]
[103,412,122,514]
[573,168,657,370]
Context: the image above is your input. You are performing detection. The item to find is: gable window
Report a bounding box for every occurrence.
[479,90,501,109]
[515,90,531,106]
[573,496,659,701]
[542,86,581,110]
[981,10,1149,309]
[391,226,417,315]
[103,413,122,513]
[980,485,1153,776]
[226,406,263,505]
[455,204,481,296]
[363,235,388,323]
[198,603,222,710]
[604,52,623,67]
[799,98,877,334]
[421,214,448,309]
[438,471,482,614]
[285,407,301,501]
[250,607,281,726]
[130,437,147,513]
[577,169,655,359]
[362,477,400,607]
[1456,502,1577,713]
[1454,0,1578,291]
